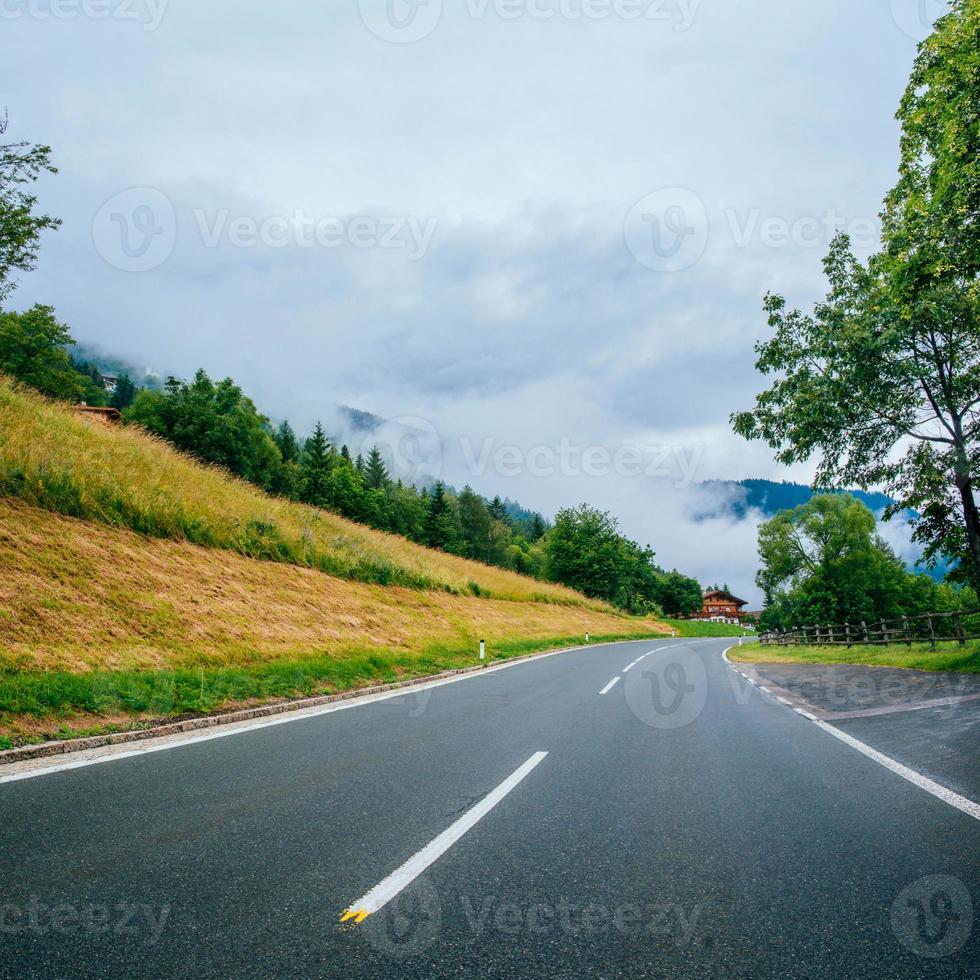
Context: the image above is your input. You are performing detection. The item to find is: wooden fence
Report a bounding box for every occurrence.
[759,609,980,649]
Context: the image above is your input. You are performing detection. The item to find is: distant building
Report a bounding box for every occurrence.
[74,404,122,426]
[691,589,748,623]
[100,374,119,394]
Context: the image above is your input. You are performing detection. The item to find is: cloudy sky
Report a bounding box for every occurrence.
[3,0,946,601]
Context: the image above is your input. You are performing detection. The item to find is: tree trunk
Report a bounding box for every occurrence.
[955,470,980,595]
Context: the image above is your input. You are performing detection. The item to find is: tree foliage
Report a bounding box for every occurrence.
[0,113,60,302]
[125,370,284,492]
[0,305,86,400]
[545,504,701,614]
[756,494,972,631]
[733,2,980,590]
[109,374,137,411]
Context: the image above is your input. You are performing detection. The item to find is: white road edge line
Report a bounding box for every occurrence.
[599,677,621,695]
[720,646,980,822]
[812,719,980,821]
[0,638,674,786]
[340,751,549,924]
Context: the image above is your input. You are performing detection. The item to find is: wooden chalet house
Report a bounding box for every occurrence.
[693,589,748,623]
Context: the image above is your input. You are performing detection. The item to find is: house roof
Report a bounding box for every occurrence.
[703,589,748,607]
[74,404,122,422]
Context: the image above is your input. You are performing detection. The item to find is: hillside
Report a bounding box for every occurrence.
[0,378,587,604]
[0,379,675,745]
[695,480,896,520]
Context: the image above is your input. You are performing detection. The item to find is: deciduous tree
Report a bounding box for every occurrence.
[733,2,980,589]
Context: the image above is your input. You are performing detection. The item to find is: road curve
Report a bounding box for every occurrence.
[1,638,977,978]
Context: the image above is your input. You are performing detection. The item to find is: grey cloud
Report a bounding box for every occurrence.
[4,0,925,600]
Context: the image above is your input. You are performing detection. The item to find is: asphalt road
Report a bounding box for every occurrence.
[1,638,977,978]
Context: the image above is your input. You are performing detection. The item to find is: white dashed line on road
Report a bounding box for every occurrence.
[340,751,549,924]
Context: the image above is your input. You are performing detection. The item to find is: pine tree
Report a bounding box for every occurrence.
[300,422,332,506]
[109,373,137,410]
[528,513,547,542]
[487,495,510,524]
[424,483,460,552]
[458,486,493,562]
[274,420,300,464]
[364,446,390,490]
[340,444,352,463]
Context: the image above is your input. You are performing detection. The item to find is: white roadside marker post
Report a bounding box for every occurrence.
[585,632,590,644]
[479,639,485,664]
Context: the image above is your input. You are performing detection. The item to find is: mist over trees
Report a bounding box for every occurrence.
[0,108,705,616]
[0,302,709,613]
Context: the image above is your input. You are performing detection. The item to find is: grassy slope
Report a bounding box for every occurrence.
[661,619,750,638]
[0,378,592,604]
[0,492,671,746]
[732,641,980,674]
[0,379,737,746]
[0,500,673,744]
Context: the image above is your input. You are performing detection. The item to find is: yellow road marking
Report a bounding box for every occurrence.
[340,908,370,925]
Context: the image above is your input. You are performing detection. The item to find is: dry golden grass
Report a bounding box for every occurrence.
[0,499,668,673]
[0,377,598,605]
[0,500,669,741]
